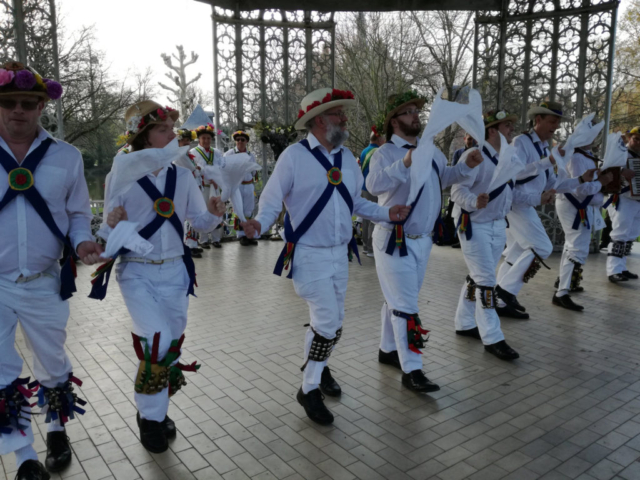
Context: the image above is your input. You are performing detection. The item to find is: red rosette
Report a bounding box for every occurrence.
[322,92,332,103]
[298,109,305,119]
[157,108,167,120]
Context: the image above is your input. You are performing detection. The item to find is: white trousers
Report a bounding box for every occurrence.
[0,271,73,455]
[607,196,640,275]
[236,184,255,238]
[497,205,553,296]
[116,261,190,422]
[454,220,506,345]
[292,244,349,389]
[556,199,596,295]
[372,226,432,374]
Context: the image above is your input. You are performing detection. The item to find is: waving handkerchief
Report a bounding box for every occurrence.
[551,113,604,173]
[202,153,262,209]
[601,132,629,170]
[408,86,485,204]
[487,133,525,193]
[100,221,153,259]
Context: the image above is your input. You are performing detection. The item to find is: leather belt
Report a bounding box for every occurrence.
[119,256,183,265]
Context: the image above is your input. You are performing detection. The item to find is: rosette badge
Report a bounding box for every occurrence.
[0,61,63,100]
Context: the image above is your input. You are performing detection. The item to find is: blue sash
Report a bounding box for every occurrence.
[457,147,513,240]
[603,186,630,210]
[0,139,78,300]
[273,139,360,279]
[89,165,197,299]
[563,193,594,230]
[515,133,551,185]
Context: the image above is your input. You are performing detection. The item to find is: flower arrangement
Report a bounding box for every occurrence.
[385,90,428,118]
[116,105,176,145]
[0,62,63,100]
[195,123,221,137]
[176,128,196,140]
[254,121,297,161]
[483,109,511,125]
[297,88,355,119]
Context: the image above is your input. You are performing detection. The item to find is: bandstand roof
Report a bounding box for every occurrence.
[195,0,502,12]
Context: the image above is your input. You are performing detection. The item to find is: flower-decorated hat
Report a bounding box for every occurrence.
[0,61,63,101]
[195,123,218,138]
[527,100,569,121]
[484,109,518,129]
[294,88,356,130]
[232,130,250,141]
[383,90,428,134]
[176,128,196,141]
[627,126,640,137]
[122,100,179,145]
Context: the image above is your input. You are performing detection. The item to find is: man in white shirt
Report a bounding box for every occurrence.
[0,61,103,480]
[243,88,410,425]
[553,142,612,310]
[452,110,521,360]
[191,124,224,248]
[97,100,226,454]
[495,100,596,319]
[605,128,640,283]
[224,130,258,246]
[366,91,483,390]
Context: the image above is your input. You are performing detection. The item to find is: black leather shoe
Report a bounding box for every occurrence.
[137,415,168,453]
[200,243,211,249]
[45,431,72,472]
[609,274,629,283]
[15,460,50,480]
[137,412,176,440]
[496,304,529,320]
[378,349,402,369]
[250,238,259,245]
[495,286,526,312]
[194,247,203,253]
[212,242,222,248]
[401,370,440,393]
[297,388,334,425]
[239,237,251,246]
[190,249,202,258]
[622,270,639,280]
[552,294,584,311]
[484,340,519,360]
[320,367,341,397]
[456,327,481,340]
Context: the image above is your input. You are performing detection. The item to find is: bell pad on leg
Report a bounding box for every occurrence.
[609,241,626,258]
[477,285,496,309]
[569,259,583,291]
[392,310,430,355]
[301,327,342,371]
[0,377,39,435]
[465,276,476,301]
[37,373,86,426]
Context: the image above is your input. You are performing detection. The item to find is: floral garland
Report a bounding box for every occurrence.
[176,128,196,140]
[195,123,221,136]
[385,90,428,118]
[297,88,355,119]
[0,62,63,100]
[118,106,176,145]
[483,109,510,125]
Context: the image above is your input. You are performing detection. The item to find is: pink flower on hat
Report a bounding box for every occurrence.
[0,69,14,87]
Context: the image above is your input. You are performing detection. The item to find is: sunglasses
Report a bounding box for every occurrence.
[0,98,41,111]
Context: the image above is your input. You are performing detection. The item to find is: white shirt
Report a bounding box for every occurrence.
[190,146,224,186]
[0,127,94,280]
[556,149,603,206]
[366,134,472,235]
[99,165,221,260]
[255,132,390,247]
[224,147,258,182]
[511,131,580,207]
[451,144,513,224]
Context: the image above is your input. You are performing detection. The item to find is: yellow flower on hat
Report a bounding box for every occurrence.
[34,74,45,87]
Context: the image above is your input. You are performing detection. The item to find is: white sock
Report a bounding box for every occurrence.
[302,382,318,394]
[47,419,65,432]
[14,444,38,468]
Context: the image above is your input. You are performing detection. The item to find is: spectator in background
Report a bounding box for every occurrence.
[452,132,477,166]
[360,127,385,257]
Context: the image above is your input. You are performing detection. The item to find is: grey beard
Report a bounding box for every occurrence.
[326,122,349,146]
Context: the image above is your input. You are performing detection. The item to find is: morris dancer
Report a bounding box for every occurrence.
[191,124,224,248]
[175,128,203,257]
[605,127,640,283]
[0,61,103,479]
[452,110,520,360]
[243,88,409,425]
[366,91,482,390]
[552,142,612,310]
[225,130,259,246]
[94,100,225,453]
[495,100,595,319]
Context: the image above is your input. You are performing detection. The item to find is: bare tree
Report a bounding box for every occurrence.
[159,45,202,121]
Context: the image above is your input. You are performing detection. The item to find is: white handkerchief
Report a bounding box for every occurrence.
[601,132,629,170]
[100,221,153,259]
[487,133,524,193]
[552,113,604,173]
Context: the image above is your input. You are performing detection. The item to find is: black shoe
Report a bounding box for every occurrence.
[320,367,341,397]
[622,270,639,280]
[45,431,72,473]
[212,242,222,248]
[552,294,584,311]
[15,460,50,480]
[297,388,334,425]
[190,249,202,258]
[496,304,530,320]
[378,349,402,369]
[239,237,251,246]
[456,327,481,340]
[401,370,440,393]
[356,238,363,245]
[137,412,176,440]
[250,238,258,245]
[484,340,519,360]
[495,285,526,312]
[194,247,203,253]
[137,415,168,453]
[200,243,211,249]
[609,274,629,283]
[451,242,461,249]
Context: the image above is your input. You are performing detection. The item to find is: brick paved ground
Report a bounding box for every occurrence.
[2,240,640,480]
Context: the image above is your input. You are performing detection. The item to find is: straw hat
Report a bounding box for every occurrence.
[484,109,518,129]
[383,90,427,134]
[0,61,63,101]
[123,100,179,144]
[294,88,356,130]
[527,100,569,121]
